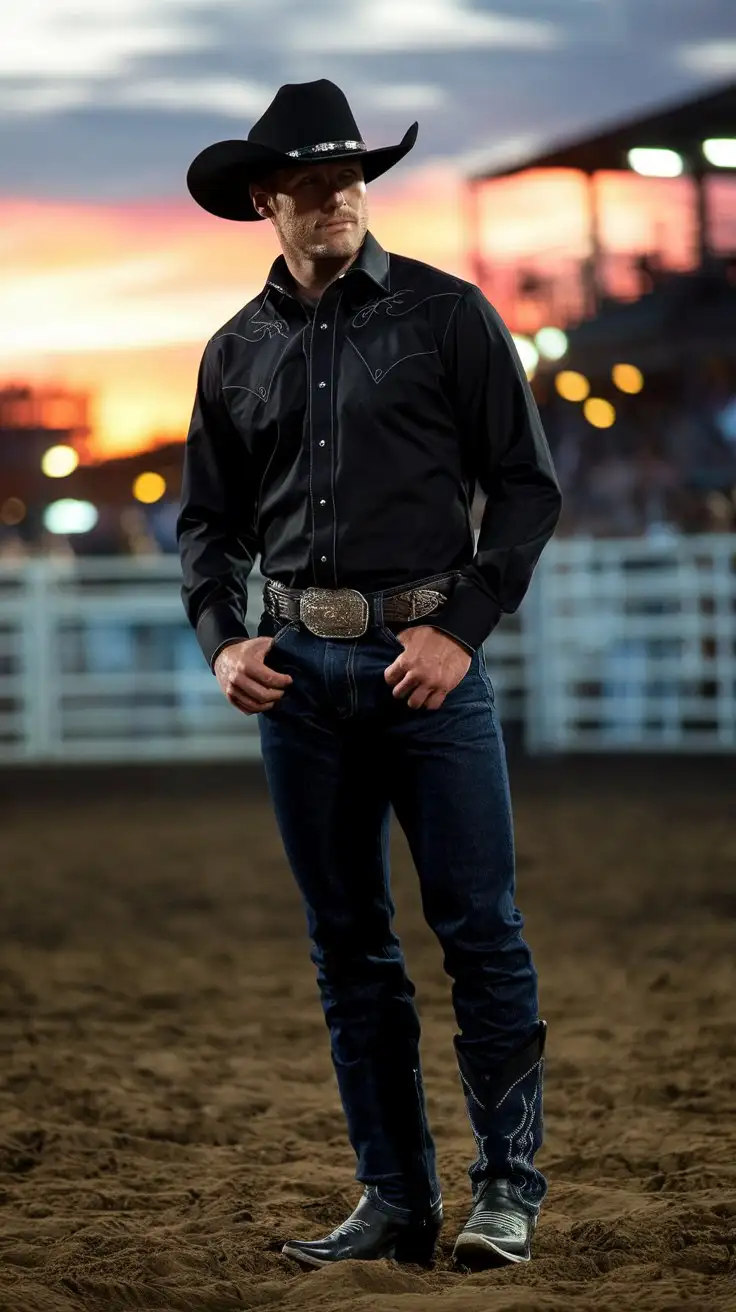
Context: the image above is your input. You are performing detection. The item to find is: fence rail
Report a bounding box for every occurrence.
[1,534,734,763]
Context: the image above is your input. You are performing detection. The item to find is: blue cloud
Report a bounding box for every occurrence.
[0,0,733,200]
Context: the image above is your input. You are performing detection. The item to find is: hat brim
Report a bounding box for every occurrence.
[186,122,418,221]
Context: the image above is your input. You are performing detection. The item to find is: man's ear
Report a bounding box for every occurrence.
[249,181,272,219]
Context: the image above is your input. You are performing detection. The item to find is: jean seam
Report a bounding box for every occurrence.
[477,646,495,705]
[345,640,358,716]
[379,625,404,649]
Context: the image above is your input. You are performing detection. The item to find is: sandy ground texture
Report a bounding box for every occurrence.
[0,756,734,1312]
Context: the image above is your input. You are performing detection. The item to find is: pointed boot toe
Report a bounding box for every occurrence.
[282,1189,443,1268]
[452,1178,536,1268]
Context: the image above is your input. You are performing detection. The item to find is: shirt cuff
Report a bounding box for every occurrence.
[425,576,503,652]
[196,603,250,672]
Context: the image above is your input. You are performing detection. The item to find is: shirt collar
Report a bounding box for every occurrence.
[265,230,389,301]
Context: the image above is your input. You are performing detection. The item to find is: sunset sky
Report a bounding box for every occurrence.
[1,1,735,459]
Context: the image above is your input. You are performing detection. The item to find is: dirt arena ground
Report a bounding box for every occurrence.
[0,755,734,1312]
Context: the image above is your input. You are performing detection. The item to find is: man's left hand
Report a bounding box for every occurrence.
[384,626,472,711]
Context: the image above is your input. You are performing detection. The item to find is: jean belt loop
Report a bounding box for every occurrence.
[372,592,384,627]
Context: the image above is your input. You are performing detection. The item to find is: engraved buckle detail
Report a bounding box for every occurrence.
[299,587,369,639]
[408,588,445,620]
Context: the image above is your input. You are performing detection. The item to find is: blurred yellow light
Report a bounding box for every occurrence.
[627,147,683,178]
[555,370,590,402]
[41,444,79,478]
[1,497,26,526]
[702,138,736,168]
[133,472,166,504]
[612,363,644,394]
[584,398,616,428]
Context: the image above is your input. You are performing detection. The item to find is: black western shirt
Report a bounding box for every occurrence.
[177,231,562,668]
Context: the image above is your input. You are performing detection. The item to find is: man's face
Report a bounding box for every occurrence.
[251,160,368,259]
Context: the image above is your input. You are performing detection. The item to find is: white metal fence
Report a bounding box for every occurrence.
[0,534,734,763]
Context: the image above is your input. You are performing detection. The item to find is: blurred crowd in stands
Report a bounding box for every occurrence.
[533,357,736,539]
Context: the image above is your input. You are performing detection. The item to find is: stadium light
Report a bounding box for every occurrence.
[133,472,166,504]
[583,398,616,428]
[702,138,736,168]
[41,444,79,478]
[43,500,98,534]
[555,370,590,403]
[627,147,683,178]
[612,363,644,394]
[535,327,568,361]
[511,335,539,379]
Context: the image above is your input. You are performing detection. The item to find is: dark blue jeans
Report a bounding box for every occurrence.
[257,603,546,1218]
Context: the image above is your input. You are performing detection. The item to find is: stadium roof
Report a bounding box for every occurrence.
[468,80,736,182]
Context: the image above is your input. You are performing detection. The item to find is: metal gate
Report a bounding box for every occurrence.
[1,535,734,763]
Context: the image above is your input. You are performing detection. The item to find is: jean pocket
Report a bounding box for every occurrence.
[270,619,299,647]
[258,611,299,646]
[378,625,406,650]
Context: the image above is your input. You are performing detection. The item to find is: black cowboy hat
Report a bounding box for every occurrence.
[187,78,418,222]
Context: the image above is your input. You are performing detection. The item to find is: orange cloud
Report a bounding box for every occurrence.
[1,166,730,458]
[0,170,468,457]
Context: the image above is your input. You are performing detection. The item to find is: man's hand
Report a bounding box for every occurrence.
[214,638,293,715]
[384,626,472,711]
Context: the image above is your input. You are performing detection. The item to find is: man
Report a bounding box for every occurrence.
[178,79,562,1271]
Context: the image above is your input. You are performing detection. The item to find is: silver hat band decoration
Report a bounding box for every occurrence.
[285,139,366,159]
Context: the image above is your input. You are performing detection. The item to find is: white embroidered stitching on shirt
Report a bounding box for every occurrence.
[351,289,461,330]
[305,325,317,578]
[248,317,288,340]
[346,336,438,384]
[212,292,289,345]
[329,288,344,587]
[217,316,302,403]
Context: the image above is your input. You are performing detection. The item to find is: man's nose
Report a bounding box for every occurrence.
[323,187,346,210]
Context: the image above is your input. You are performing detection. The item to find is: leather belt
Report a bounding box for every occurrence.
[263,574,457,640]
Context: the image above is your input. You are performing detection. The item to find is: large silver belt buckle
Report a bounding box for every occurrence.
[299,587,369,639]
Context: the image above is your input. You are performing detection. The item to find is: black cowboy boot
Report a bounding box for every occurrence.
[452,1020,547,1268]
[282,1187,443,1269]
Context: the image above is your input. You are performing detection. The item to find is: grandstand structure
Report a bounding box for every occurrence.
[464,80,736,332]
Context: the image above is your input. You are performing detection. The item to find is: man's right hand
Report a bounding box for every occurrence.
[213,638,293,715]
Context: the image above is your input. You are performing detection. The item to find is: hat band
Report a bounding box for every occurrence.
[285,138,366,159]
